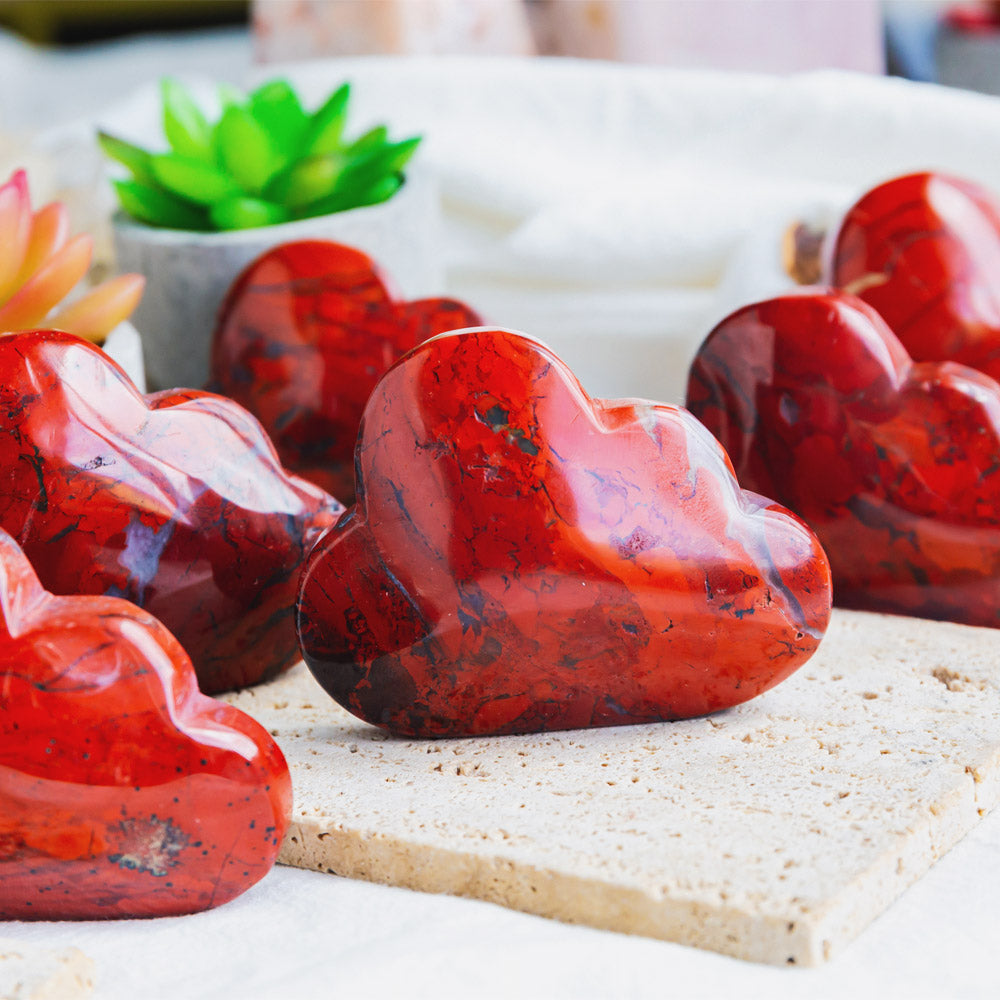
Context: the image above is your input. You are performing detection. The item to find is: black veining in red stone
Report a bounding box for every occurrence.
[0,329,342,693]
[687,289,1000,628]
[297,327,832,738]
[0,527,291,920]
[211,240,482,502]
[830,171,1000,380]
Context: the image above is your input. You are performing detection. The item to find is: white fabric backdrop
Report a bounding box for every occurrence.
[275,57,1000,404]
[83,54,1000,405]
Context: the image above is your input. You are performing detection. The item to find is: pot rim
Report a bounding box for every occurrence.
[111,172,420,247]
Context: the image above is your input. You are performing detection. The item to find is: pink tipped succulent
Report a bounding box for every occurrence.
[0,169,145,344]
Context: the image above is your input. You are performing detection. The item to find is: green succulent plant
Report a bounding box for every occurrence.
[98,78,421,232]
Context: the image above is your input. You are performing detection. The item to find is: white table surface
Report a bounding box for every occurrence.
[2,26,1000,1000]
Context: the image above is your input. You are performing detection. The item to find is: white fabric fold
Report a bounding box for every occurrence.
[255,57,1000,402]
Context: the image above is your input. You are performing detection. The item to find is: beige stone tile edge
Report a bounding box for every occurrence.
[278,818,816,965]
[807,742,1000,965]
[276,740,1000,968]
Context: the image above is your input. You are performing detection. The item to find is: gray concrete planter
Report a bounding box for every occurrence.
[113,168,442,391]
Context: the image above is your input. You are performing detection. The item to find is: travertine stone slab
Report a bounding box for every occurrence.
[225,609,1000,965]
[0,940,94,1000]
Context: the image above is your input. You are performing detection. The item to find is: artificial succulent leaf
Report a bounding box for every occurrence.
[339,136,420,191]
[0,170,32,303]
[15,202,70,286]
[48,273,147,342]
[345,125,389,157]
[113,179,211,230]
[301,173,401,218]
[214,105,280,195]
[210,196,290,231]
[161,78,213,162]
[0,234,92,331]
[264,152,344,210]
[300,82,351,156]
[150,153,242,207]
[96,131,157,186]
[249,79,309,157]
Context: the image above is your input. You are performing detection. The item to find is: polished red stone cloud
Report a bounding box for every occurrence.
[0,528,291,920]
[0,330,342,694]
[211,240,482,502]
[297,328,831,738]
[830,171,1000,380]
[687,289,1000,628]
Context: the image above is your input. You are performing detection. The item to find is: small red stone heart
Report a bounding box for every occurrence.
[0,330,342,694]
[0,528,291,919]
[687,289,1000,628]
[297,328,831,738]
[830,171,1000,380]
[211,241,482,502]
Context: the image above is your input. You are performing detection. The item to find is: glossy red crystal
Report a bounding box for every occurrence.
[0,330,342,694]
[297,328,831,738]
[0,528,291,920]
[830,171,1000,379]
[687,289,1000,628]
[211,241,482,502]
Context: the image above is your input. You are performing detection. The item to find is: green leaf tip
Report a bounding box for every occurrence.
[97,76,418,231]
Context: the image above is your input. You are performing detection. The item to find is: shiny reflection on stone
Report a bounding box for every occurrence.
[688,289,1000,629]
[0,330,342,693]
[831,171,1000,380]
[298,327,831,738]
[211,240,482,503]
[0,528,291,920]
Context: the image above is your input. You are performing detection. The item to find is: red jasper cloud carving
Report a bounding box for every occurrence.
[212,240,482,502]
[687,289,1000,628]
[0,330,341,694]
[830,171,1000,380]
[0,528,291,919]
[297,327,832,738]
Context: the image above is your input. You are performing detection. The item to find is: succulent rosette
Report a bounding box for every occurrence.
[0,169,143,342]
[99,77,421,232]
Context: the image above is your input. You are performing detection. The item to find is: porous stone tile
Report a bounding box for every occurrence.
[225,609,1000,965]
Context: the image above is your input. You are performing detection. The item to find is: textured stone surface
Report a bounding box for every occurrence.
[830,171,1000,379]
[226,609,1000,966]
[0,329,342,693]
[0,529,291,920]
[0,940,94,999]
[212,240,481,501]
[298,327,831,737]
[687,290,1000,629]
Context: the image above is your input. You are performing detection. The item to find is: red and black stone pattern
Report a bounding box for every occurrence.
[211,240,482,502]
[830,171,1000,380]
[0,330,342,694]
[687,289,1000,629]
[297,327,832,738]
[0,528,291,919]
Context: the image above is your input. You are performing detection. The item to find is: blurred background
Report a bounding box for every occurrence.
[3,1,1000,144]
[3,0,1000,405]
[0,1,997,93]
